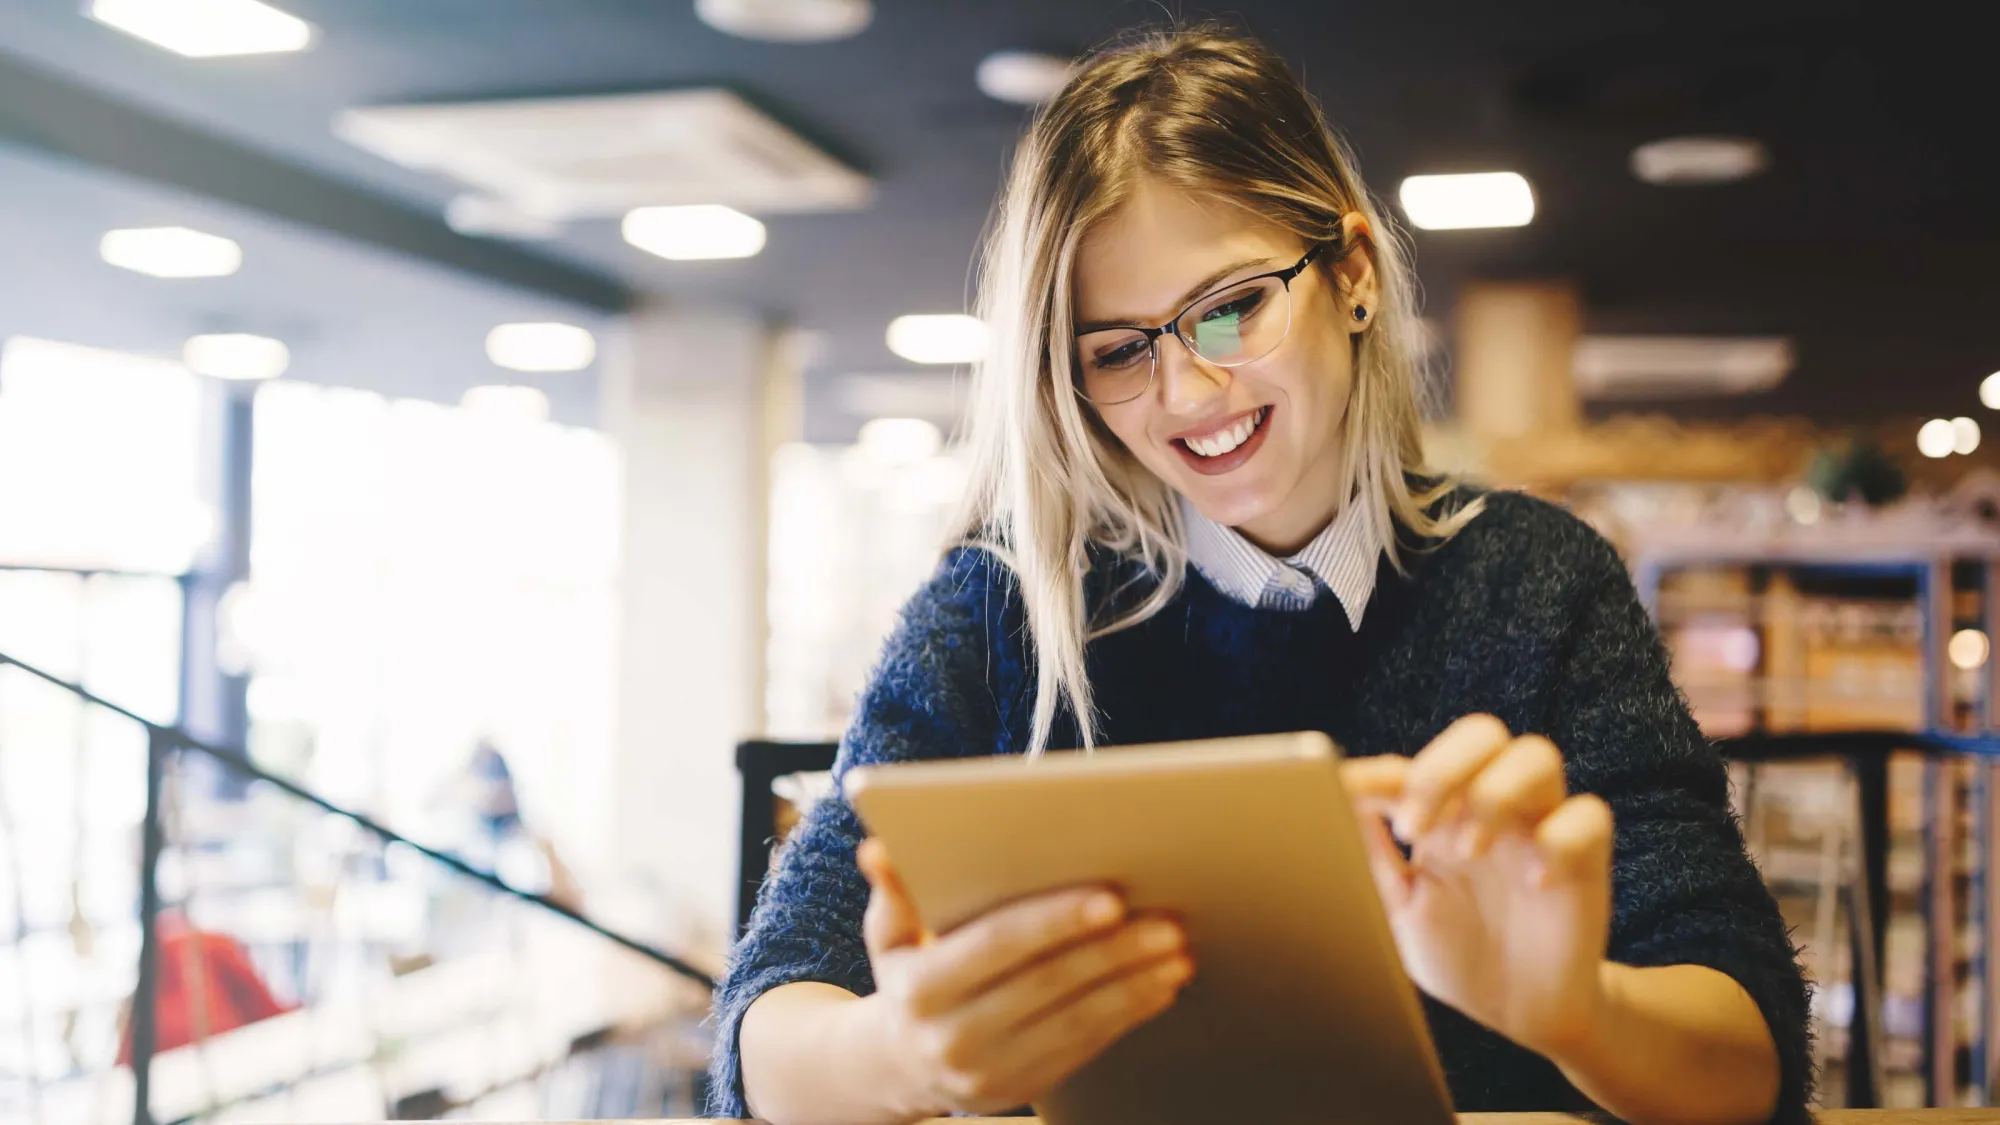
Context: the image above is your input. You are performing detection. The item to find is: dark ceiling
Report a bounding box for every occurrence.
[0,0,1992,431]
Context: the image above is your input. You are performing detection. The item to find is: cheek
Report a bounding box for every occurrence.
[1096,404,1158,461]
[1265,343,1352,432]
[1291,326,1356,431]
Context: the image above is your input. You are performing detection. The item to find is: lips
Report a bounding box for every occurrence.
[1172,405,1272,476]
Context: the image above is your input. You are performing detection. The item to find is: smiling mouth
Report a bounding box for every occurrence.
[1175,406,1271,459]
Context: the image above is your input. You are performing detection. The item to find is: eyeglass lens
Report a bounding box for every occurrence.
[1074,275,1292,405]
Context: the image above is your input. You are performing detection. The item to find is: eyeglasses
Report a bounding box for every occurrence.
[1072,242,1331,406]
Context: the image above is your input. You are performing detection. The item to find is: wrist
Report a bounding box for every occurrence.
[1536,959,1622,1079]
[844,991,941,1124]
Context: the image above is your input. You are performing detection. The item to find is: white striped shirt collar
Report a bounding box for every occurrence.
[1180,494,1379,629]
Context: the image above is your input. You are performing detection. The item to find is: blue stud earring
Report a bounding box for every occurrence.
[1352,304,1369,322]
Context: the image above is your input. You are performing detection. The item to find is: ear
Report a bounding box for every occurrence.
[1335,211,1379,333]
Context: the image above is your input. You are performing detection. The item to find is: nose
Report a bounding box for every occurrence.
[1156,334,1230,417]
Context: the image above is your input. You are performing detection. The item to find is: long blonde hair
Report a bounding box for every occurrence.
[953,26,1479,753]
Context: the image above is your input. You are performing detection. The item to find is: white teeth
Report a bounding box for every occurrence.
[1184,410,1263,458]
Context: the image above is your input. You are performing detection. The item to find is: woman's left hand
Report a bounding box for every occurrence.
[1342,713,1615,1058]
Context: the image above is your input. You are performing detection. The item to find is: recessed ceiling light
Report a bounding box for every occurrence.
[622,205,767,261]
[1630,136,1769,186]
[887,315,988,365]
[88,0,313,58]
[1918,418,1957,459]
[1981,371,2000,410]
[445,195,564,241]
[857,417,943,465]
[485,323,597,373]
[184,333,289,380]
[1954,416,1981,455]
[695,0,871,42]
[461,385,551,423]
[977,51,1076,105]
[100,227,243,278]
[1397,172,1535,230]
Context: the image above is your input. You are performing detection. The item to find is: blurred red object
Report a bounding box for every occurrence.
[118,912,293,1064]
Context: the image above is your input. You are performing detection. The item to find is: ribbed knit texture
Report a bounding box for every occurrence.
[708,489,1812,1122]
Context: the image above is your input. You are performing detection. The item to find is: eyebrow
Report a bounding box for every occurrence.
[1073,254,1280,335]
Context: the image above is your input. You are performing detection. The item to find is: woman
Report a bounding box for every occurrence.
[712,26,1809,1125]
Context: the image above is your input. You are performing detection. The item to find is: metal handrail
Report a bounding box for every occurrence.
[0,648,716,1125]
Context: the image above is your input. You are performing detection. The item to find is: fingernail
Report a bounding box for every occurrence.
[1139,921,1183,954]
[1084,892,1123,926]
[1158,957,1194,985]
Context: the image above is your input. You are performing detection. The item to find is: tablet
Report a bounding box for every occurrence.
[843,731,1455,1125]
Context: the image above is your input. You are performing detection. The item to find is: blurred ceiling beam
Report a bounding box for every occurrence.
[0,48,630,313]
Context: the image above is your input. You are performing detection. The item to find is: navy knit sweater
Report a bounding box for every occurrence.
[710,489,1811,1122]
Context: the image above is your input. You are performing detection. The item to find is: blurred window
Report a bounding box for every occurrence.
[0,338,209,574]
[764,439,968,739]
[246,381,620,872]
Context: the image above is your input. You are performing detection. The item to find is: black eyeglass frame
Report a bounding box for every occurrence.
[1071,239,1338,405]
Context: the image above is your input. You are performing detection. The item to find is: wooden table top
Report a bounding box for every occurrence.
[1442,1116,1998,1124]
[644,1104,2000,1112]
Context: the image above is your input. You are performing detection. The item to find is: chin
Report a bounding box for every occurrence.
[1176,477,1284,530]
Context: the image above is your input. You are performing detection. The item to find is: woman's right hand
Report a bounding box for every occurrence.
[853,837,1193,1119]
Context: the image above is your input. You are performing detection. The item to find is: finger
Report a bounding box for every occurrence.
[1341,755,1410,814]
[1398,714,1513,840]
[1356,806,1413,910]
[1531,794,1614,888]
[988,953,1192,1098]
[955,916,1187,1043]
[858,838,924,953]
[907,886,1125,1012]
[1461,735,1568,859]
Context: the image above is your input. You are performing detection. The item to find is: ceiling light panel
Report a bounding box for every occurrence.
[184,334,289,380]
[622,205,767,261]
[977,51,1076,105]
[1398,172,1535,230]
[695,0,872,42]
[100,227,243,278]
[445,195,564,241]
[857,417,943,465]
[461,385,552,423]
[89,0,314,58]
[337,89,871,221]
[486,323,598,372]
[1630,136,1769,186]
[887,315,988,365]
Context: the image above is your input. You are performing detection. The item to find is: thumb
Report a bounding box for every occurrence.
[857,837,924,953]
[1356,808,1414,912]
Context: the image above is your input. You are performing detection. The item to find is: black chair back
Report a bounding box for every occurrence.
[735,740,839,936]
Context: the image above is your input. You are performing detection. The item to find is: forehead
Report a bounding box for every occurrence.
[1073,178,1296,322]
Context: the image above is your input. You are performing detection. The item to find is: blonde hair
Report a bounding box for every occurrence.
[952,26,1480,753]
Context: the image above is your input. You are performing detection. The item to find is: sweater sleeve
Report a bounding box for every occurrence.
[706,546,1027,1117]
[1545,537,1813,1125]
